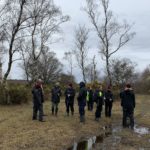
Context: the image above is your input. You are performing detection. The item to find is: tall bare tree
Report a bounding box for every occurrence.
[73,25,90,83]
[85,0,135,85]
[0,0,69,84]
[63,51,74,82]
[0,0,30,84]
[19,0,69,82]
[86,55,98,83]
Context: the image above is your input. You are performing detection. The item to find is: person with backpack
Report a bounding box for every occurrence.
[77,82,87,123]
[51,82,61,116]
[64,83,75,116]
[120,84,135,129]
[104,86,113,117]
[94,84,104,121]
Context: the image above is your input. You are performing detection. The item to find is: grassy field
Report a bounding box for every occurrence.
[0,95,150,150]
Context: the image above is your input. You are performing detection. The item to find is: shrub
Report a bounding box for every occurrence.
[0,84,7,104]
[8,86,30,104]
[0,84,30,105]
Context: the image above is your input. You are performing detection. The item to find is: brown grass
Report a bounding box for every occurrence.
[0,95,150,150]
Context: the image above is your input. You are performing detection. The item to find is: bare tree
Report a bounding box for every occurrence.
[110,58,137,86]
[0,0,69,84]
[19,0,69,82]
[0,0,31,84]
[85,0,135,85]
[86,55,98,83]
[20,48,62,83]
[26,0,69,61]
[73,25,90,83]
[63,51,74,82]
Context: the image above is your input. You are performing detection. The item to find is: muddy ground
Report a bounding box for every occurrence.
[0,95,150,150]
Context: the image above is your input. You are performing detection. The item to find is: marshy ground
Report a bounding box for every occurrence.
[0,95,150,150]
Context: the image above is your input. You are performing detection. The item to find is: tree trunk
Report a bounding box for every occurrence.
[106,57,112,86]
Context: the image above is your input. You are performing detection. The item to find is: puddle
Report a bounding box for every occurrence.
[134,125,149,135]
[67,124,150,150]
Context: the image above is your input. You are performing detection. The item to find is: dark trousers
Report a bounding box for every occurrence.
[122,108,134,128]
[52,102,59,115]
[66,101,74,115]
[87,101,93,111]
[33,103,43,121]
[105,102,112,117]
[79,105,85,116]
[95,104,103,118]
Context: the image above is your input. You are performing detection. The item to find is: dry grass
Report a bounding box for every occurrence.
[0,95,150,150]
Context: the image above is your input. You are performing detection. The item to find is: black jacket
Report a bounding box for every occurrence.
[93,89,104,106]
[121,89,135,109]
[32,86,43,105]
[51,86,61,103]
[64,87,75,103]
[77,87,87,105]
[104,90,113,103]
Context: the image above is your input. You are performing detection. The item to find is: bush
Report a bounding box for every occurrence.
[0,84,7,104]
[0,84,31,105]
[8,86,30,104]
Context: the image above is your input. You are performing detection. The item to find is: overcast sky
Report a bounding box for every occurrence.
[4,0,150,81]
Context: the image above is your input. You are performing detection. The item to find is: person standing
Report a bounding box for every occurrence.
[37,79,45,116]
[32,80,45,122]
[104,86,113,117]
[86,86,93,111]
[120,84,135,129]
[51,82,61,116]
[77,82,87,123]
[64,83,75,116]
[94,84,104,121]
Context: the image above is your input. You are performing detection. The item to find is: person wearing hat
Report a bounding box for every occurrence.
[77,81,87,123]
[51,82,61,116]
[94,84,104,121]
[104,86,113,117]
[64,83,75,116]
[120,83,135,129]
[32,80,45,122]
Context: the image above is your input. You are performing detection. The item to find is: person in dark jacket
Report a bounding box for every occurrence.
[36,79,45,116]
[77,82,87,123]
[64,83,75,116]
[94,84,104,121]
[120,84,135,129]
[86,86,93,111]
[104,86,113,117]
[32,81,44,122]
[51,82,61,116]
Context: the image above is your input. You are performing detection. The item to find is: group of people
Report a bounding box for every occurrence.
[32,79,136,129]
